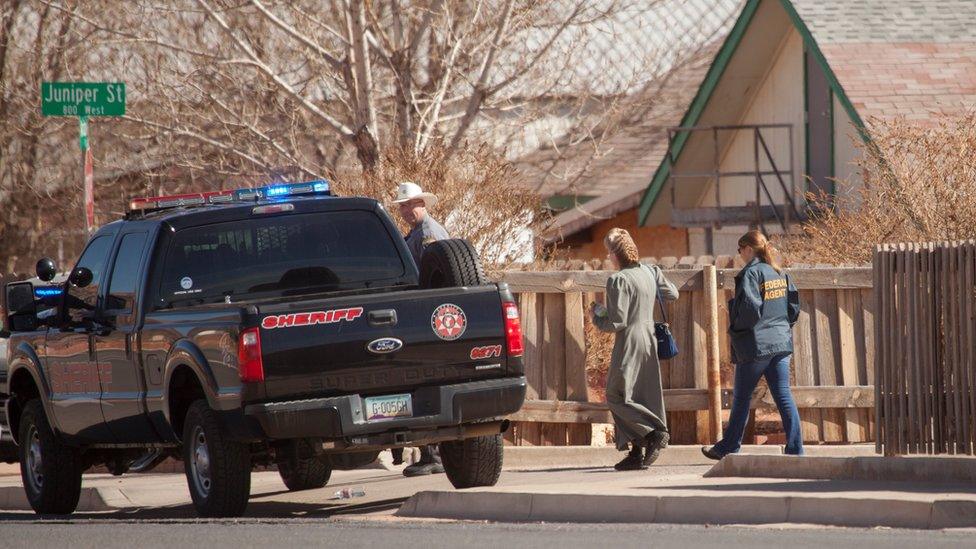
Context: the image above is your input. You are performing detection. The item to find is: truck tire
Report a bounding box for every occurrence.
[18,400,82,514]
[182,400,251,517]
[278,457,331,491]
[438,433,503,489]
[419,239,487,288]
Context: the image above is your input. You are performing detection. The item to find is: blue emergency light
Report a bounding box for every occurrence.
[233,180,330,201]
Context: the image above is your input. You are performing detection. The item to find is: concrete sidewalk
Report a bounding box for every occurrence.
[0,466,452,516]
[397,453,976,530]
[0,443,878,478]
[6,444,969,529]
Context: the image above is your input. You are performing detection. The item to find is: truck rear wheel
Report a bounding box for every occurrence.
[19,400,83,515]
[419,239,487,288]
[182,400,251,517]
[439,433,503,489]
[278,456,331,491]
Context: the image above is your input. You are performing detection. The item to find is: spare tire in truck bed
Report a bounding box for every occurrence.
[419,239,487,288]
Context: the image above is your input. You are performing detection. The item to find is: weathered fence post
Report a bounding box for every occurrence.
[703,265,722,442]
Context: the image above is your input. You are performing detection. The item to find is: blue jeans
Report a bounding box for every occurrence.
[712,352,804,456]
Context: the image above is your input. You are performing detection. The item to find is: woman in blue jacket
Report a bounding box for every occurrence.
[702,230,803,459]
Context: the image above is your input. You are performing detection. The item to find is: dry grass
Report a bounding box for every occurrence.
[779,113,976,264]
[335,145,547,272]
[584,314,613,403]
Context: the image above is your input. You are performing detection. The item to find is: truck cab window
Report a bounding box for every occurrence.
[64,235,112,324]
[106,233,148,313]
[158,211,405,306]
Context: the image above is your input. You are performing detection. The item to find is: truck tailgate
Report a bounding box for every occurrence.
[252,285,514,401]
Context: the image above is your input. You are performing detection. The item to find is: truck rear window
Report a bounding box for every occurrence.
[159,211,405,305]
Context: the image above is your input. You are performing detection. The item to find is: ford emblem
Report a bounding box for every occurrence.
[366,337,403,354]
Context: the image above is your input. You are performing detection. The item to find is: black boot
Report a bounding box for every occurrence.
[643,430,670,467]
[403,444,445,477]
[614,444,647,471]
[701,446,723,461]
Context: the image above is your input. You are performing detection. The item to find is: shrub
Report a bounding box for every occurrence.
[779,113,976,264]
[335,145,547,272]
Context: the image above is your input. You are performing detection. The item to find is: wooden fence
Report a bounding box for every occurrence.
[499,266,876,446]
[874,241,976,456]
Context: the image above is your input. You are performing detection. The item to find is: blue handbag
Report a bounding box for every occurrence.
[643,265,679,360]
[654,297,679,360]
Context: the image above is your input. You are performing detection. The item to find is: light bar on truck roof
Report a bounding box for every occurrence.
[127,180,331,213]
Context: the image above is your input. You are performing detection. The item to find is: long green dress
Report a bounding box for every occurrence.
[592,264,679,451]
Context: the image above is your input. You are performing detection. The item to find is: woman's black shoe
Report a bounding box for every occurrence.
[614,446,647,471]
[701,446,723,461]
[643,430,670,467]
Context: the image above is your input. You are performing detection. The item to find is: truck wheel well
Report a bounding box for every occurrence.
[168,366,206,441]
[8,369,41,443]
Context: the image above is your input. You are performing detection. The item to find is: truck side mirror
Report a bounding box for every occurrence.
[69,267,93,288]
[36,257,57,282]
[5,281,38,332]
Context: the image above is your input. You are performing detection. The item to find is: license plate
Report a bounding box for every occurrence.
[364,394,413,422]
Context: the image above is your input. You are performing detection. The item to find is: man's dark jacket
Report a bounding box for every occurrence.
[728,258,800,364]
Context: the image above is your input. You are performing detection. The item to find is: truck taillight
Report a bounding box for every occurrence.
[502,301,524,357]
[238,327,264,382]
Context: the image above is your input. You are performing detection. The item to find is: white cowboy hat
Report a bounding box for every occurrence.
[392,181,438,208]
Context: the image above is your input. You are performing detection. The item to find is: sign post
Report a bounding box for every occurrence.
[81,117,95,232]
[41,82,125,233]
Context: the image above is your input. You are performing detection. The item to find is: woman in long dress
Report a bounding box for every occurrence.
[591,228,679,471]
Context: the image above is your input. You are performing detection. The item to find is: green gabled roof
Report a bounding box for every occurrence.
[636,0,868,226]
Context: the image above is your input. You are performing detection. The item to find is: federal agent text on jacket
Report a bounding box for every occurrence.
[728,257,800,364]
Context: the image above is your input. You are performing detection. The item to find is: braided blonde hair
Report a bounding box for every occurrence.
[604,228,640,268]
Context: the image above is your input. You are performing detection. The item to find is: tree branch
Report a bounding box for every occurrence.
[446,0,514,154]
[194,0,355,140]
[248,0,344,71]
[124,114,271,172]
[487,1,586,95]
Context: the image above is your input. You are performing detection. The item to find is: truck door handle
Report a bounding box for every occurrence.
[368,309,397,327]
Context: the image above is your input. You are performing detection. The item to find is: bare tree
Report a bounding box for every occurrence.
[38,0,645,177]
[0,0,736,272]
[0,0,106,271]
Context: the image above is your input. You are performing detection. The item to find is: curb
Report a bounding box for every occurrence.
[705,454,976,483]
[396,490,976,529]
[0,486,117,512]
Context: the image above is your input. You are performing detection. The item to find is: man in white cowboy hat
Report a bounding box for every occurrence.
[393,181,449,269]
[392,181,449,477]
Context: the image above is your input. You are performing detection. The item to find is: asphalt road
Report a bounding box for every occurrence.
[0,518,974,549]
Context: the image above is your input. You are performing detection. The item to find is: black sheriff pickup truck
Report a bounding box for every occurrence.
[0,181,526,517]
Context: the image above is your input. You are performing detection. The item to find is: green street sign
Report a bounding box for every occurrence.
[41,82,125,117]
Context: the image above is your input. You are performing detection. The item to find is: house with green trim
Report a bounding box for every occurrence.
[546,0,976,259]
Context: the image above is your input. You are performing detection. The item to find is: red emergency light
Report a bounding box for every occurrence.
[128,190,234,212]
